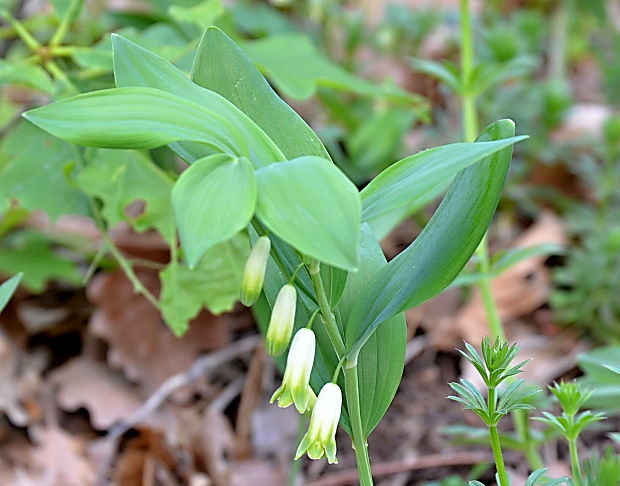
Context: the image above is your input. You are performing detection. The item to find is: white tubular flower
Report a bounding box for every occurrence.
[270,328,316,413]
[266,284,297,357]
[240,236,271,307]
[295,382,342,464]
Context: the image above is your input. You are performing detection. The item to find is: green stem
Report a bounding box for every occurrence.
[513,409,544,470]
[548,0,571,82]
[569,438,583,486]
[476,235,505,341]
[308,260,372,485]
[487,387,509,486]
[0,9,40,51]
[86,194,160,310]
[459,0,478,143]
[344,366,374,486]
[50,0,83,47]
[489,425,510,486]
[308,261,346,357]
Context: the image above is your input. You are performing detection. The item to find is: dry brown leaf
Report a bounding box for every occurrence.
[234,345,265,460]
[0,332,44,426]
[456,211,567,345]
[230,459,284,486]
[112,428,176,486]
[552,103,610,143]
[49,356,142,430]
[87,270,230,398]
[28,426,95,486]
[201,407,235,486]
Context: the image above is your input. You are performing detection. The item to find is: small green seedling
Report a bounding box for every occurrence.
[449,339,539,486]
[535,382,606,486]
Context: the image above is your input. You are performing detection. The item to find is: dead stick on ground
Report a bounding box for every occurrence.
[108,334,260,439]
[96,335,260,486]
[306,451,492,486]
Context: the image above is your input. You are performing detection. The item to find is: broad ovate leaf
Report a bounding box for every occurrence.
[255,156,360,270]
[172,154,257,268]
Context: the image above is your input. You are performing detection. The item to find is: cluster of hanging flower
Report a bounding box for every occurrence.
[240,236,342,464]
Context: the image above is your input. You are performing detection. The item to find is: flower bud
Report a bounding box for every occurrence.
[240,236,271,307]
[295,383,342,464]
[270,328,316,413]
[266,284,296,357]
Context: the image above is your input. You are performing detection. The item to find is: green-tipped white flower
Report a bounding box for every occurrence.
[266,284,296,357]
[295,383,342,464]
[240,236,271,307]
[270,328,316,413]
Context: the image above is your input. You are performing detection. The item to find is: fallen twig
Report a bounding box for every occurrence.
[96,334,260,486]
[306,451,491,486]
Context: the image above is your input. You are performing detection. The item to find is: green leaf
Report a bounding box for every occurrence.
[339,224,406,436]
[0,121,89,219]
[410,58,461,93]
[347,108,416,173]
[76,149,175,241]
[0,272,22,314]
[0,231,81,293]
[191,27,331,161]
[345,119,516,361]
[172,154,257,268]
[255,156,361,270]
[191,28,353,310]
[168,0,223,29]
[159,234,249,335]
[320,264,348,309]
[0,60,55,93]
[22,87,247,156]
[578,346,620,409]
[243,33,423,104]
[361,133,527,233]
[111,33,284,165]
[490,243,564,275]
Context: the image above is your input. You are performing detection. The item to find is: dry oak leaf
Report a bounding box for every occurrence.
[49,356,142,431]
[0,332,43,426]
[28,426,95,486]
[87,270,231,398]
[456,211,567,345]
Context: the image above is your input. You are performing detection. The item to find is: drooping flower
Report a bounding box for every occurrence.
[266,284,297,357]
[240,236,271,307]
[270,328,316,413]
[295,382,342,464]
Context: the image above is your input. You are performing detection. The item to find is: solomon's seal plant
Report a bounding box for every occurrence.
[23,25,526,484]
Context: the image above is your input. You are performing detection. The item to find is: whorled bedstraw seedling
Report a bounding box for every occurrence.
[535,381,606,486]
[449,339,540,486]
